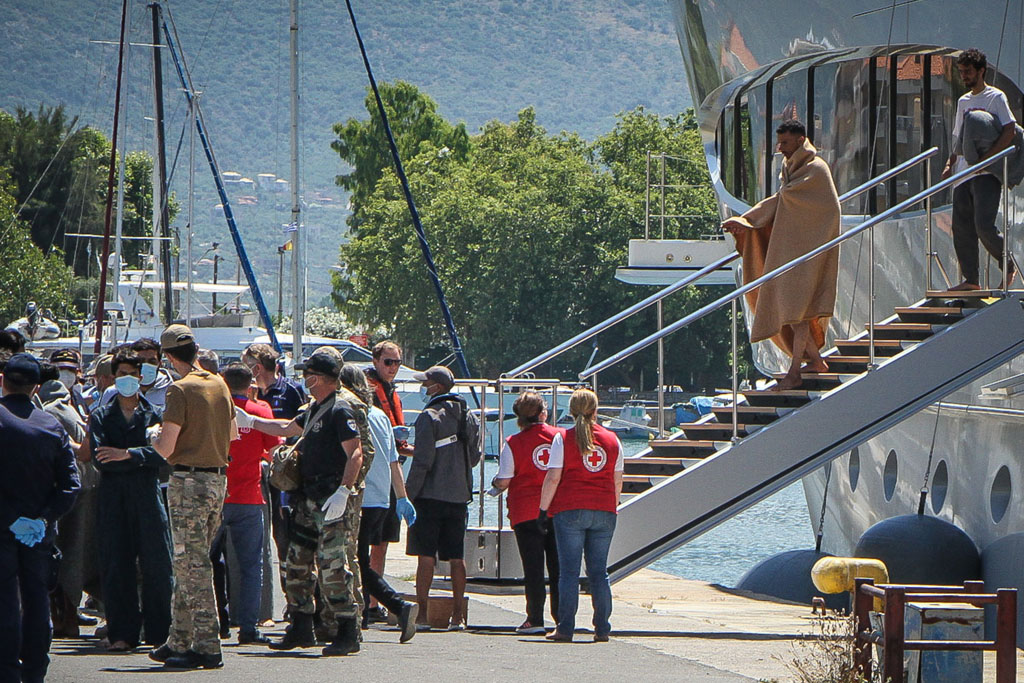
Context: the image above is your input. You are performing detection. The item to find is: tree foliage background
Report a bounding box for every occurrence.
[332,82,743,390]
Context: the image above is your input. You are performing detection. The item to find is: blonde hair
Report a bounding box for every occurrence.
[569,388,598,456]
[512,390,547,430]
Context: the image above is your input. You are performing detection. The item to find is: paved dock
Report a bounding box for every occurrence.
[48,545,1024,681]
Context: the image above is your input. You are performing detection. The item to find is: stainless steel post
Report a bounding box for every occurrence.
[660,154,667,239]
[657,299,665,437]
[1003,156,1010,294]
[731,297,738,441]
[868,223,877,370]
[645,151,651,240]
[925,157,933,293]
[478,381,488,527]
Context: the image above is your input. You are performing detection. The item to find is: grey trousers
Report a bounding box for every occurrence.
[952,174,1005,285]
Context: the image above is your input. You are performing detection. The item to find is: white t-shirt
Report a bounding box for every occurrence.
[952,85,1016,182]
[547,432,625,472]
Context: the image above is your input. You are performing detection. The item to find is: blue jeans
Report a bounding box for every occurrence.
[211,504,265,633]
[553,509,616,638]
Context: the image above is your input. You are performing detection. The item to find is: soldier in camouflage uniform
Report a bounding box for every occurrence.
[243,351,366,656]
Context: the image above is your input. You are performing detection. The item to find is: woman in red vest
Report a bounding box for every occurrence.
[538,388,622,642]
[491,391,561,635]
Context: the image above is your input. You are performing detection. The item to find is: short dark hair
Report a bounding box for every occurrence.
[39,361,60,384]
[776,119,806,137]
[131,337,161,357]
[372,340,401,360]
[197,349,220,374]
[164,342,198,366]
[222,362,252,395]
[0,330,25,354]
[957,48,987,75]
[242,343,278,372]
[111,350,142,376]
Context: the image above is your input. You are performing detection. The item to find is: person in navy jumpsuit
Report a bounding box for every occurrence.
[0,353,80,682]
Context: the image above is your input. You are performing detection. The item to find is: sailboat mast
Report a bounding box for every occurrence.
[94,0,129,355]
[289,0,304,365]
[151,2,174,325]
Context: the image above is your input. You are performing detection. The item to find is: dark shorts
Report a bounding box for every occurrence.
[406,498,468,561]
[380,489,401,544]
[359,506,390,547]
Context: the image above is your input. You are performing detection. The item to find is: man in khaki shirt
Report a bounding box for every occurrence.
[150,324,237,670]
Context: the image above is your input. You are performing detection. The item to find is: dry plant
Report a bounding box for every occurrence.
[778,610,886,683]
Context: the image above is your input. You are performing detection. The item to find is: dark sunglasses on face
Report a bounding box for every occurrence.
[382,358,402,367]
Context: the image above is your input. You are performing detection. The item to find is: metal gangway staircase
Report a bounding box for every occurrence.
[491,144,1024,585]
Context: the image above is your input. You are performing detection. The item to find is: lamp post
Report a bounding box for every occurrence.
[277,245,286,321]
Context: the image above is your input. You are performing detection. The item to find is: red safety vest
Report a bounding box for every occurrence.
[367,374,405,427]
[549,423,620,515]
[505,422,562,526]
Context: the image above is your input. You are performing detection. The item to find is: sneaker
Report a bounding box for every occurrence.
[545,630,572,642]
[238,630,270,645]
[515,620,546,635]
[148,644,180,663]
[397,602,419,644]
[364,606,388,623]
[447,619,466,631]
[164,650,224,669]
[593,633,610,643]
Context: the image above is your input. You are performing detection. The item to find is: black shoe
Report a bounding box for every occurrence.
[397,602,418,644]
[148,644,181,663]
[164,650,224,669]
[269,612,316,650]
[238,630,270,645]
[321,617,360,656]
[219,626,230,639]
[364,605,388,623]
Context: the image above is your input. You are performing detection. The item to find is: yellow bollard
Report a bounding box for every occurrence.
[811,557,889,611]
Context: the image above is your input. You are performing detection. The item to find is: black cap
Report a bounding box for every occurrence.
[412,365,455,389]
[295,351,340,378]
[3,352,42,385]
[50,348,81,368]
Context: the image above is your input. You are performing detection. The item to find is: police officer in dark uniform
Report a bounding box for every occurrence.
[0,353,81,683]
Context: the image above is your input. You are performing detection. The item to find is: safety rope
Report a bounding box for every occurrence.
[917,401,942,514]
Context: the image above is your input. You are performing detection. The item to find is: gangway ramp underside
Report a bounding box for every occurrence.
[608,294,1024,583]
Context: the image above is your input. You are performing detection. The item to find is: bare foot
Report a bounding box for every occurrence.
[773,373,803,391]
[950,281,981,292]
[802,360,829,374]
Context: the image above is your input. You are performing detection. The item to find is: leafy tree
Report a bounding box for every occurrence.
[0,175,75,328]
[332,95,743,389]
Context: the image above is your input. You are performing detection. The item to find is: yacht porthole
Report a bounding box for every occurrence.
[883,449,898,501]
[931,460,948,514]
[848,447,861,492]
[990,466,1012,524]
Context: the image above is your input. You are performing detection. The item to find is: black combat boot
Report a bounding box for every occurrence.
[321,617,360,656]
[269,611,316,650]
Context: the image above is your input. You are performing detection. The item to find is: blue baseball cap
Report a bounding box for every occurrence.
[3,352,42,385]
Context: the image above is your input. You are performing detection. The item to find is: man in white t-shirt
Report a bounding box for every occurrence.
[941,48,1017,291]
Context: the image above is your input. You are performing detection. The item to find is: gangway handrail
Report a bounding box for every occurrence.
[580,145,1013,379]
[505,146,940,379]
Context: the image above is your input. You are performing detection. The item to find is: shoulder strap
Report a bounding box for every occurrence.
[301,394,335,439]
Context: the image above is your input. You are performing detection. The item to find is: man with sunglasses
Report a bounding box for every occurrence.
[363,340,410,622]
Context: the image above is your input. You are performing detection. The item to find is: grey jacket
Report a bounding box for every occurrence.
[406,393,481,504]
[955,109,1024,188]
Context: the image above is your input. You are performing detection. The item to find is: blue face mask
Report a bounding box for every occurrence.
[420,385,430,398]
[140,363,159,385]
[115,375,141,398]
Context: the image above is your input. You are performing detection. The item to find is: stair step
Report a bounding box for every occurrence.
[743,389,814,408]
[622,474,669,493]
[623,457,688,475]
[869,322,936,340]
[710,405,781,425]
[834,339,905,357]
[681,422,752,440]
[770,372,844,390]
[894,306,966,324]
[822,355,872,373]
[648,439,718,458]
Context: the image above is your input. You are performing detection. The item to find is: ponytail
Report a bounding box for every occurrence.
[569,388,599,457]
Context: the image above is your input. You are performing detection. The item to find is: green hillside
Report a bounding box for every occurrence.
[0,0,691,302]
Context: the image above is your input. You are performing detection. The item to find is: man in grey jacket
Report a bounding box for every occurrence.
[405,366,480,630]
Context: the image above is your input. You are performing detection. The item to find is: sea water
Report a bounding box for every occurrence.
[472,437,815,588]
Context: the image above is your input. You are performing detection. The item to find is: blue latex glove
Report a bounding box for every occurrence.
[396,497,417,526]
[10,517,45,546]
[392,425,409,442]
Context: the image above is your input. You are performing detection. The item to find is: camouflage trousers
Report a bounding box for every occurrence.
[286,492,361,621]
[166,471,226,656]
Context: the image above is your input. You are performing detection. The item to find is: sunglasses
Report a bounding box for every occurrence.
[382,358,402,367]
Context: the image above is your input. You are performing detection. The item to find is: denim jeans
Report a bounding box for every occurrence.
[553,509,616,638]
[210,503,265,633]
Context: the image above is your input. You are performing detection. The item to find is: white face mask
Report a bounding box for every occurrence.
[58,369,77,390]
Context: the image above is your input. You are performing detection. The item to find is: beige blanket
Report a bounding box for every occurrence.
[731,139,840,355]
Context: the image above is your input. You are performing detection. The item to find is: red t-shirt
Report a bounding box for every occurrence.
[226,397,282,505]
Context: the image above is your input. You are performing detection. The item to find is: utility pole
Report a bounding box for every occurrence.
[289,0,304,367]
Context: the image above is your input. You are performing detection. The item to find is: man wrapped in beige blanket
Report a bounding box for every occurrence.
[722,119,840,390]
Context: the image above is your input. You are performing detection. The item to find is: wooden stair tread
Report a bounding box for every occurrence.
[894,306,965,315]
[649,439,716,448]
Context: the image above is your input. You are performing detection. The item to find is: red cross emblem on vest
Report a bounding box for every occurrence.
[583,446,607,472]
[532,444,551,469]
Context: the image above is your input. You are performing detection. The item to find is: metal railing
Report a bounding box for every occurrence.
[506,146,941,435]
[580,146,1015,393]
